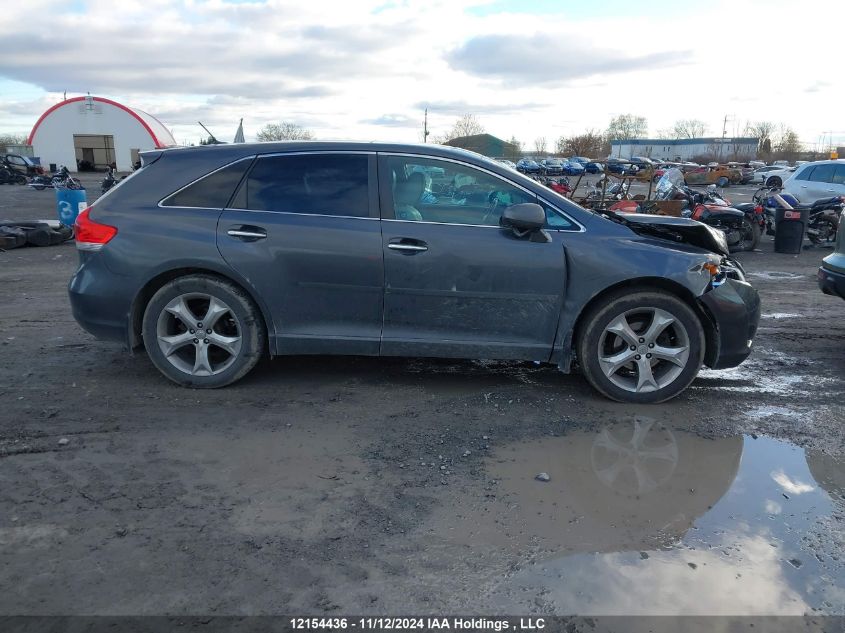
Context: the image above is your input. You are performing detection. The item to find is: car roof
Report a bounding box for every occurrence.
[147,140,500,165]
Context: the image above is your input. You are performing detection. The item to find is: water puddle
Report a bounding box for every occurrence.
[426,419,845,615]
[746,271,806,281]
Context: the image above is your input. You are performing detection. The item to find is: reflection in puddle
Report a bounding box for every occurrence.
[429,419,845,615]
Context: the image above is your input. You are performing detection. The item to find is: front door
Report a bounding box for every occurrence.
[377,154,567,361]
[217,152,384,356]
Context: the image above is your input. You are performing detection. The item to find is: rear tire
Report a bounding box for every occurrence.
[142,275,266,388]
[576,290,705,403]
[733,217,761,252]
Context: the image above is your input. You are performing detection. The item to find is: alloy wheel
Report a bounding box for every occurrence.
[155,293,242,377]
[597,307,690,394]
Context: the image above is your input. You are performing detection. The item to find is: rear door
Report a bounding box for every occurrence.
[377,153,569,361]
[217,152,384,356]
[802,164,837,201]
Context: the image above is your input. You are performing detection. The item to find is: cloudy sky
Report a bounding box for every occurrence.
[0,0,842,150]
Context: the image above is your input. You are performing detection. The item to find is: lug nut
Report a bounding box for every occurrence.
[193,338,199,344]
[648,343,654,348]
[635,354,641,360]
[189,329,195,334]
[206,329,212,334]
[646,353,652,359]
[639,338,645,343]
[197,322,203,328]
[630,345,636,351]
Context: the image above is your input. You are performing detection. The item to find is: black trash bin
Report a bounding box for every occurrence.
[774,207,809,254]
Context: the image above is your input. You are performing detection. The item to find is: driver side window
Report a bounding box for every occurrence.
[382,156,534,226]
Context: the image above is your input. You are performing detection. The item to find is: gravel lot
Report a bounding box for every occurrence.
[0,175,843,616]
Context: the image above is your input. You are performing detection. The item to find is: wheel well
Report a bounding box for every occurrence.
[128,268,270,351]
[571,277,718,366]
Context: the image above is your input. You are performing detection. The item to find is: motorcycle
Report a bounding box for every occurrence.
[611,168,759,253]
[581,175,631,208]
[541,176,573,196]
[752,185,842,246]
[101,167,119,193]
[0,166,26,185]
[28,166,82,191]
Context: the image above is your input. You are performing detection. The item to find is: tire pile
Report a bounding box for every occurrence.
[0,221,74,250]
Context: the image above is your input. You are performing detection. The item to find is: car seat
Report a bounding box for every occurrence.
[394,172,425,221]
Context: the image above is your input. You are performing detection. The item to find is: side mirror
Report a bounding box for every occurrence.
[501,203,545,232]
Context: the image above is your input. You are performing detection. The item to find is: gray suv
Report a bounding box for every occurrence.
[70,142,760,403]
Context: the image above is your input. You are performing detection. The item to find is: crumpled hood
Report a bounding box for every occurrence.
[618,214,730,256]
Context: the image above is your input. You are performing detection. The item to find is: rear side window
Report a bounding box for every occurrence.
[794,166,814,180]
[808,164,836,183]
[162,159,251,208]
[831,165,845,185]
[244,154,369,217]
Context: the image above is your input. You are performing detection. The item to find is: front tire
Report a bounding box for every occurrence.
[733,217,761,252]
[766,176,782,188]
[576,291,705,403]
[142,275,266,388]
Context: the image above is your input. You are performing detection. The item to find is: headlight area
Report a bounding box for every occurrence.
[691,256,745,290]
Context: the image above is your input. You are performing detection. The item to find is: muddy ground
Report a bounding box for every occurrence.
[0,177,843,616]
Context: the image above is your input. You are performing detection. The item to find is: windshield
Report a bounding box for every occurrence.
[654,167,685,201]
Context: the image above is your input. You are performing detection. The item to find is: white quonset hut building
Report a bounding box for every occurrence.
[27,95,176,172]
[610,137,759,162]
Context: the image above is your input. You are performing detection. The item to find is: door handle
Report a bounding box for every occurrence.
[388,238,428,253]
[388,243,428,252]
[227,226,267,240]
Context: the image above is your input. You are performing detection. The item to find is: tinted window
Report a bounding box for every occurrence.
[795,166,815,180]
[831,165,845,185]
[245,154,369,217]
[808,164,836,183]
[383,156,534,226]
[541,202,576,230]
[163,159,250,208]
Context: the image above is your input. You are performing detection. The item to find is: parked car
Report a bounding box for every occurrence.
[2,154,42,179]
[819,219,845,300]
[784,159,845,201]
[584,161,604,174]
[684,165,741,187]
[69,141,760,403]
[630,156,655,168]
[561,160,585,176]
[516,158,541,174]
[496,159,517,170]
[757,166,797,188]
[569,156,590,165]
[751,165,789,184]
[541,158,564,176]
[606,158,638,175]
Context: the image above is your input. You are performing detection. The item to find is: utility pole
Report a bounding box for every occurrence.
[423,109,430,143]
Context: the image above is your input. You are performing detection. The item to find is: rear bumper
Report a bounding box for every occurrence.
[818,265,845,300]
[68,253,133,346]
[699,278,761,369]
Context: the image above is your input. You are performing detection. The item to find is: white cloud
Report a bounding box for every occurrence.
[0,0,842,149]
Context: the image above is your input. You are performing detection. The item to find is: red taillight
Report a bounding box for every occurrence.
[74,207,117,251]
[754,205,763,215]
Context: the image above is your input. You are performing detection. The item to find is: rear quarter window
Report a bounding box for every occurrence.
[161,159,252,208]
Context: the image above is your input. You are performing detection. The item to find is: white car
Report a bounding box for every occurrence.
[783,159,845,202]
[752,165,796,186]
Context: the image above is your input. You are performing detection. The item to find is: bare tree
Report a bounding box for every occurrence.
[505,136,523,161]
[774,126,802,163]
[562,129,607,158]
[256,122,315,141]
[606,114,648,141]
[450,114,485,139]
[534,136,547,156]
[744,121,776,158]
[0,133,27,147]
[671,119,708,139]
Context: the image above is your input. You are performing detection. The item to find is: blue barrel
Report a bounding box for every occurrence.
[56,188,87,227]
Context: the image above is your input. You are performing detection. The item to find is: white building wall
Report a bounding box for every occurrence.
[30,100,167,171]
